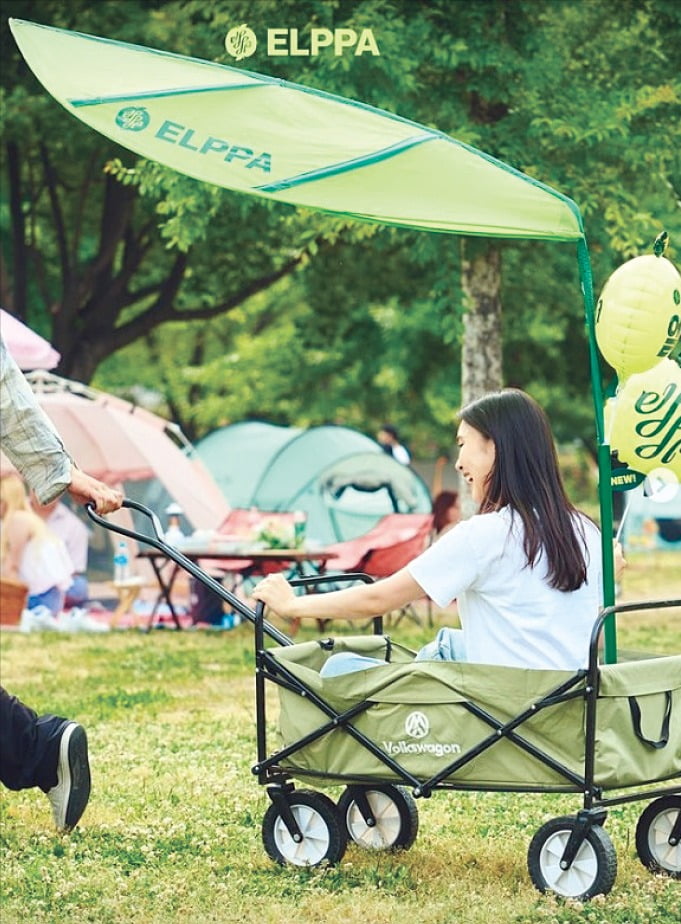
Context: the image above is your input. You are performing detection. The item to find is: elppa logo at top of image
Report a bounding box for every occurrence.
[225,23,380,61]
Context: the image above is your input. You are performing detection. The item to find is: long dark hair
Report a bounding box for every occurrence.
[459,389,588,591]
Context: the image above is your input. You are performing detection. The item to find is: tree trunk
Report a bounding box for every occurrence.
[6,142,27,318]
[460,241,503,402]
[458,241,503,515]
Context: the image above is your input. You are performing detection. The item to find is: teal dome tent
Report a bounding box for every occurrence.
[196,423,431,545]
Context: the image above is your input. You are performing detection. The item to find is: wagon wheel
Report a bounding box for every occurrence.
[337,784,419,850]
[635,795,681,878]
[527,815,617,900]
[262,789,347,867]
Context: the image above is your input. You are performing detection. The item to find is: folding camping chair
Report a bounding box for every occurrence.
[324,513,434,626]
[358,514,433,626]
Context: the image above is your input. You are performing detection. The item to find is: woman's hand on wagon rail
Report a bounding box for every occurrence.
[251,573,298,619]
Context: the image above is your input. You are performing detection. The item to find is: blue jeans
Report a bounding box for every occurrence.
[65,574,89,608]
[27,586,64,618]
[319,627,467,678]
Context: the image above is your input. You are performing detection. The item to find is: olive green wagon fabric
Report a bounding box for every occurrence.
[594,654,681,788]
[271,639,681,791]
[272,637,586,788]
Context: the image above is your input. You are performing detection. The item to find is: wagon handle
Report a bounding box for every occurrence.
[86,498,200,557]
[86,498,166,545]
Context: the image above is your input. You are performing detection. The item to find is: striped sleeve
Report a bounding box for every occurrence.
[0,336,73,503]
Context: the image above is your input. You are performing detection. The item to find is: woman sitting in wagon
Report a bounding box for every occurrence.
[253,389,625,674]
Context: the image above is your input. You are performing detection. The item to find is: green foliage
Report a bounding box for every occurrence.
[517,0,681,259]
[2,0,679,453]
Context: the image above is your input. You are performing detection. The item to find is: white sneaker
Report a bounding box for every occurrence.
[58,608,110,633]
[19,606,61,633]
[47,722,91,832]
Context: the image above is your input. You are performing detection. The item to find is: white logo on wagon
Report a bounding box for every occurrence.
[405,711,429,739]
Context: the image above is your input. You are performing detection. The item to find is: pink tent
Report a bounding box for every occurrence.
[0,308,60,370]
[1,371,230,531]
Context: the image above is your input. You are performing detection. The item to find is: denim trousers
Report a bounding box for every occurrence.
[319,627,467,678]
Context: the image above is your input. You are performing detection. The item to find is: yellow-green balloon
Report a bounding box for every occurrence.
[606,358,681,480]
[596,254,681,379]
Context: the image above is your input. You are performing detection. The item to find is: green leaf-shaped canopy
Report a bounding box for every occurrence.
[10,18,584,243]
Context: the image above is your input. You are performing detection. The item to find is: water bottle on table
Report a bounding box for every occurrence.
[113,540,130,583]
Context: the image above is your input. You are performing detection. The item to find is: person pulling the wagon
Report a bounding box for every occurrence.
[0,334,123,832]
[253,389,626,674]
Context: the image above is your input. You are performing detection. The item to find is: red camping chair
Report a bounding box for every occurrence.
[324,513,434,626]
[324,513,433,568]
[359,515,433,626]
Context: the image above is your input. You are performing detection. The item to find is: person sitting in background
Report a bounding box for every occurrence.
[377,424,411,465]
[432,489,460,536]
[0,474,73,620]
[31,494,91,608]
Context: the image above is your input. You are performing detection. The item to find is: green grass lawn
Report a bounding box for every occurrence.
[1,551,678,924]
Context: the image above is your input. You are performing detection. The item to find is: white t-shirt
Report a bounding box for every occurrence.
[407,507,602,671]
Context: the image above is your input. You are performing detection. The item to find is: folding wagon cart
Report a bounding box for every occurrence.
[88,499,680,900]
[12,18,679,901]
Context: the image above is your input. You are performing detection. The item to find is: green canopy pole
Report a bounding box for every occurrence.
[577,237,617,662]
